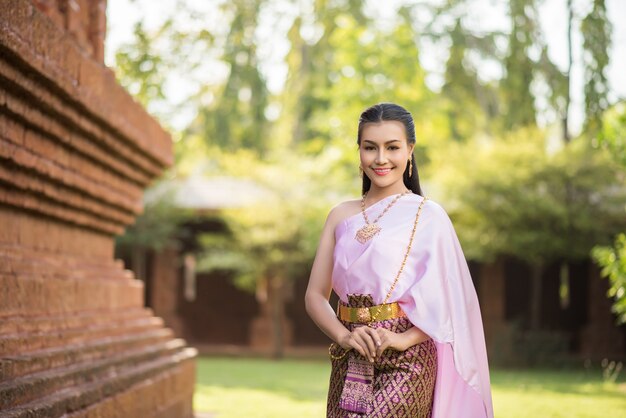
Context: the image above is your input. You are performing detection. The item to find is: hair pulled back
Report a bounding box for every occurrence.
[357,103,423,196]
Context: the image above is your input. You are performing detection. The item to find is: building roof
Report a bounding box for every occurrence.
[145,174,270,210]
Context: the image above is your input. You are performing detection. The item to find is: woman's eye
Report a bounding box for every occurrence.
[388,146,399,150]
[364,146,375,150]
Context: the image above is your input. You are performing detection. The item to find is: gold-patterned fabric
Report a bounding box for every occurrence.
[337,301,406,323]
[327,294,437,418]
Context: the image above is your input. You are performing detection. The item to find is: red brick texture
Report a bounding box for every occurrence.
[31,0,107,63]
[0,1,196,416]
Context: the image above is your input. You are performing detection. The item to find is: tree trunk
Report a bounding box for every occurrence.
[131,246,146,282]
[563,0,573,143]
[269,275,285,359]
[529,262,544,330]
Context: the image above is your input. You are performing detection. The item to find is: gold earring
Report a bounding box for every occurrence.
[408,159,413,177]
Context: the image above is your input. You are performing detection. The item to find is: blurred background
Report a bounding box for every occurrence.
[105,0,626,416]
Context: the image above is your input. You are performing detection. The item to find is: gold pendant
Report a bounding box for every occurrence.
[355,223,381,244]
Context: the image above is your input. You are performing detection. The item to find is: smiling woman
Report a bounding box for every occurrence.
[305,103,494,417]
[357,104,421,197]
[360,122,413,183]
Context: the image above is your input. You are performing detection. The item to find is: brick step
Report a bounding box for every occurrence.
[0,307,152,334]
[0,245,125,271]
[0,337,188,409]
[66,356,196,418]
[0,243,125,271]
[0,315,165,357]
[0,346,197,418]
[0,274,144,318]
[0,327,175,381]
[0,254,129,281]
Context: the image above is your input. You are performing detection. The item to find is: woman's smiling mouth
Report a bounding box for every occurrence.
[372,167,393,176]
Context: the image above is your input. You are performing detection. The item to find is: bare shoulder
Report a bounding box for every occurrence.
[325,199,361,229]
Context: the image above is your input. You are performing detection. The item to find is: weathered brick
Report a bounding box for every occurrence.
[89,0,106,63]
[0,1,194,415]
[0,0,34,45]
[62,38,82,84]
[0,207,114,257]
[61,0,92,56]
[30,5,59,59]
[33,1,65,30]
[24,127,64,164]
[78,56,105,102]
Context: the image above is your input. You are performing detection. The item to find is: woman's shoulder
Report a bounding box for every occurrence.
[327,198,361,225]
[420,196,455,229]
[422,196,446,214]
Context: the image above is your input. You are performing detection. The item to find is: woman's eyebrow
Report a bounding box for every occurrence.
[362,139,401,144]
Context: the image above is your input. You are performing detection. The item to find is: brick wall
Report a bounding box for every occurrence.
[0,1,196,416]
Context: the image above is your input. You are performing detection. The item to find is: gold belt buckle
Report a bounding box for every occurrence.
[356,307,371,323]
[338,302,405,323]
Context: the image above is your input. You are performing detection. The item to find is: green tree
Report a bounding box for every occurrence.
[433,130,626,330]
[114,21,170,110]
[500,0,540,129]
[188,0,270,155]
[440,18,499,141]
[597,103,626,165]
[592,104,626,323]
[581,0,612,136]
[593,234,626,324]
[112,2,216,130]
[276,3,436,152]
[115,183,190,282]
[274,0,367,152]
[194,148,355,357]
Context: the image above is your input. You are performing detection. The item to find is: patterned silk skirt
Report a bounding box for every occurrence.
[327,294,437,418]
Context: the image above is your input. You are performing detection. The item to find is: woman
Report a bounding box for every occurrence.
[305,103,494,417]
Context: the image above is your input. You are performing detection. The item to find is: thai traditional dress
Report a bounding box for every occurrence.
[327,193,494,418]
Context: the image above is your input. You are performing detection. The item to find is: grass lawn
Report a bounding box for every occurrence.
[194,356,626,418]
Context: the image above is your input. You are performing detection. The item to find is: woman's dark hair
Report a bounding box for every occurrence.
[357,102,423,196]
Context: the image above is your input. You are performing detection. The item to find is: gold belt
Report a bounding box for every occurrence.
[337,301,406,323]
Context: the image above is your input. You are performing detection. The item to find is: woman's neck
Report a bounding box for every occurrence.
[365,184,410,202]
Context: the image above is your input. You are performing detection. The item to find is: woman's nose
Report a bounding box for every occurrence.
[375,150,387,164]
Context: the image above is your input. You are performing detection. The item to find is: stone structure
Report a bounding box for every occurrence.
[0,1,196,416]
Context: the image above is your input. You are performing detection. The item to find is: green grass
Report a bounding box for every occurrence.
[492,368,626,418]
[194,356,626,418]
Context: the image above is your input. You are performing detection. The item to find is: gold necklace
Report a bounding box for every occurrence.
[330,197,429,360]
[354,189,412,244]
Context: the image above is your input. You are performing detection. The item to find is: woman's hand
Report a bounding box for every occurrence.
[337,325,381,362]
[373,326,430,359]
[337,325,430,362]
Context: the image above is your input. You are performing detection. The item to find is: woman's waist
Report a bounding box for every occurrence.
[337,294,407,324]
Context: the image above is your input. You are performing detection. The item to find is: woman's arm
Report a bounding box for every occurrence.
[305,205,381,362]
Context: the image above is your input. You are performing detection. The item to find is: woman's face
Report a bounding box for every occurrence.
[359,120,414,190]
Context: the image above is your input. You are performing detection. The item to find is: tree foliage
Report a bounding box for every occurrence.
[115,184,191,252]
[592,103,626,322]
[501,0,540,130]
[111,0,624,322]
[432,131,626,264]
[581,0,612,136]
[188,0,271,154]
[593,234,626,324]
[114,21,170,109]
